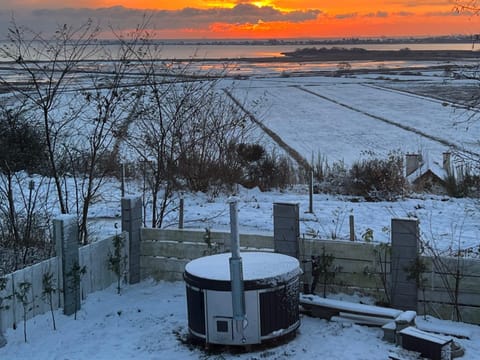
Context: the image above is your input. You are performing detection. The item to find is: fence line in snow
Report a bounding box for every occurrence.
[140,227,480,325]
[0,231,128,333]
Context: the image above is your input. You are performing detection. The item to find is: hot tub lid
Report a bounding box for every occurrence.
[184,251,301,290]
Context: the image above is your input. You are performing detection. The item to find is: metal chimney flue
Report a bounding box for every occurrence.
[228,197,247,342]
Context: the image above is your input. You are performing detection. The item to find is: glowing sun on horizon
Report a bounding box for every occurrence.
[205,1,276,8]
[251,1,272,7]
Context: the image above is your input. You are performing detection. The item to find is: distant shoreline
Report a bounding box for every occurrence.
[156,47,480,63]
[0,46,478,65]
[279,47,480,62]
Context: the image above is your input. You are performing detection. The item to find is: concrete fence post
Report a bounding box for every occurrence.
[273,202,300,258]
[122,197,142,284]
[0,276,6,346]
[390,218,419,311]
[273,202,304,290]
[349,214,355,241]
[0,295,5,346]
[53,215,80,316]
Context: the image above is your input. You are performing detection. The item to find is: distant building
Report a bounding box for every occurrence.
[405,152,455,194]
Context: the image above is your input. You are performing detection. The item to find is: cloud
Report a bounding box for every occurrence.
[424,10,472,16]
[0,4,321,37]
[335,13,358,19]
[365,11,389,18]
[394,11,415,17]
[382,0,451,7]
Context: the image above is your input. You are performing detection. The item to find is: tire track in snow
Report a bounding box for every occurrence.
[294,85,480,158]
[363,83,480,112]
[224,89,312,172]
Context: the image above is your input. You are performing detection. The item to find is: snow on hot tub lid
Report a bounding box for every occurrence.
[185,251,301,281]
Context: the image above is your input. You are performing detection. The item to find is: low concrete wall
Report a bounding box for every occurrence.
[420,256,480,323]
[141,228,480,324]
[0,233,128,333]
[140,228,382,291]
[140,228,273,281]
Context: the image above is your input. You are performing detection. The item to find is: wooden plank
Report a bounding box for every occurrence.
[428,256,480,273]
[423,302,480,325]
[141,228,212,243]
[334,313,393,326]
[30,262,44,317]
[310,270,389,290]
[1,273,15,333]
[141,241,213,259]
[79,246,90,300]
[141,256,188,274]
[422,273,480,294]
[300,294,402,318]
[415,318,472,339]
[422,289,480,305]
[0,273,14,333]
[10,269,25,329]
[40,258,60,314]
[400,326,452,344]
[324,284,387,302]
[98,240,110,290]
[142,268,185,282]
[311,241,378,260]
[141,228,274,250]
[325,259,378,274]
[239,234,274,249]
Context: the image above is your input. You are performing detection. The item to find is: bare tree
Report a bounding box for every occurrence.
[453,0,480,14]
[122,30,254,228]
[0,19,100,215]
[63,39,142,243]
[0,105,50,270]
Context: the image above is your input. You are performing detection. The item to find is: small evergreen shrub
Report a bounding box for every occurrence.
[107,234,127,294]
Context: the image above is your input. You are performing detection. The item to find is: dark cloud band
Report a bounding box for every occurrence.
[1,4,320,34]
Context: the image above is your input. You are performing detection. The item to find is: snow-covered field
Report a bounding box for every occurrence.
[2,280,480,360]
[85,65,480,252]
[232,72,480,167]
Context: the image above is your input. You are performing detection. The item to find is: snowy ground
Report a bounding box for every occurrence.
[84,63,480,252]
[2,61,480,358]
[2,279,480,360]
[88,184,480,255]
[231,73,480,167]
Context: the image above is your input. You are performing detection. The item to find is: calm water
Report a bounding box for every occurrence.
[0,41,477,62]
[0,42,477,77]
[110,42,478,60]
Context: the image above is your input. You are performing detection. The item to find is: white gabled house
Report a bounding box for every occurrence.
[405,152,456,194]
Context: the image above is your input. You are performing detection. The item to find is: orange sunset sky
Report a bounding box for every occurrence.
[1,0,480,39]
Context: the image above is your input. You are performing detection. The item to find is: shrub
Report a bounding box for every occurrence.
[238,146,296,191]
[179,143,296,192]
[0,211,51,272]
[0,110,48,175]
[57,149,121,178]
[253,151,296,190]
[237,143,265,163]
[347,152,406,201]
[445,172,480,198]
[315,160,348,194]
